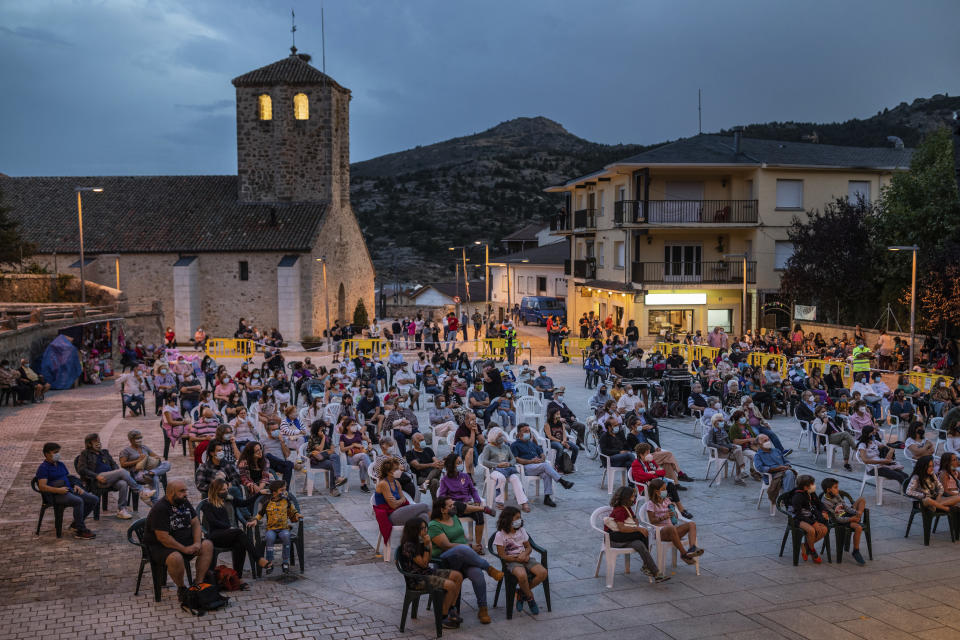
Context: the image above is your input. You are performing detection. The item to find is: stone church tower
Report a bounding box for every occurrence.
[233,48,352,207]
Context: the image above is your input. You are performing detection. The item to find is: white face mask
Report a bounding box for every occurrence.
[392,469,403,479]
[859,407,867,414]
[224,433,232,441]
[214,451,224,461]
[761,441,773,450]
[627,389,634,396]
[512,519,523,529]
[644,454,654,462]
[271,429,281,438]
[52,452,61,462]
[223,377,231,383]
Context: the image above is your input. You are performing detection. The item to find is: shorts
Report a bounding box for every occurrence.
[148,544,193,566]
[409,567,452,591]
[504,559,539,575]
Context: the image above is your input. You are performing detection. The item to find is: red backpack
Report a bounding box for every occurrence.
[214,565,247,592]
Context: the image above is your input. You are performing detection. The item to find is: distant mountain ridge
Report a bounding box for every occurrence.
[351,94,960,282]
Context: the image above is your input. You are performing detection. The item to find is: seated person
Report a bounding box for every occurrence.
[753,434,797,505]
[795,391,817,424]
[789,475,829,564]
[428,395,459,441]
[707,413,747,485]
[372,457,430,551]
[453,411,485,475]
[373,437,418,497]
[532,366,556,401]
[467,380,493,423]
[598,419,635,470]
[631,443,692,518]
[603,486,669,582]
[189,406,221,461]
[200,478,271,575]
[398,519,464,630]
[544,407,579,471]
[906,454,960,518]
[356,387,385,439]
[118,429,172,497]
[741,395,791,456]
[305,420,347,496]
[36,442,99,539]
[687,382,711,416]
[338,417,373,493]
[889,389,916,426]
[588,384,611,415]
[76,432,156,519]
[851,374,882,418]
[644,478,703,565]
[511,423,574,508]
[546,389,586,445]
[385,397,419,455]
[904,421,936,462]
[493,506,549,614]
[428,496,503,625]
[393,364,420,406]
[491,392,517,429]
[848,399,876,434]
[405,432,444,499]
[144,481,215,601]
[480,427,529,512]
[812,405,857,471]
[819,477,868,565]
[616,384,643,415]
[727,410,762,464]
[253,480,300,574]
[856,426,907,484]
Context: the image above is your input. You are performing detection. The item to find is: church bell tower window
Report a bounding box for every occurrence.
[258,94,272,120]
[293,93,309,120]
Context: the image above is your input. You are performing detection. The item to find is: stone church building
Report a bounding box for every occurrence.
[2,50,375,342]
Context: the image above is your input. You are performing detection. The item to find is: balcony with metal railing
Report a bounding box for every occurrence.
[614,199,758,225]
[631,260,756,285]
[573,208,597,230]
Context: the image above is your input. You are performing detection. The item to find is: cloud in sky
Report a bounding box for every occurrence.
[0,0,958,176]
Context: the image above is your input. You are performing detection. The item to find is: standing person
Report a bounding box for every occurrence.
[35,442,99,539]
[625,320,639,351]
[503,322,517,365]
[144,481,215,599]
[461,311,470,342]
[472,309,483,341]
[493,506,549,614]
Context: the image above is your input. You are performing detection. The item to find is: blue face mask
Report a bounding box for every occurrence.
[522,432,531,441]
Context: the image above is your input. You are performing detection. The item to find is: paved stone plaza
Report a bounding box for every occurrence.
[2,343,959,640]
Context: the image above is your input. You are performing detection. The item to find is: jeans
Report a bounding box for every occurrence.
[181,398,198,417]
[207,527,258,575]
[265,453,294,489]
[454,441,480,467]
[264,528,291,563]
[347,453,372,484]
[310,453,342,483]
[96,468,147,508]
[522,462,561,495]
[52,490,99,529]
[123,393,145,415]
[754,425,786,452]
[393,429,415,456]
[246,390,262,407]
[439,545,490,607]
[607,452,635,467]
[133,461,172,495]
[497,409,517,428]
[549,440,579,464]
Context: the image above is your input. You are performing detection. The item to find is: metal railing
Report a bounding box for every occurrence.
[631,260,756,284]
[614,199,758,224]
[573,208,597,230]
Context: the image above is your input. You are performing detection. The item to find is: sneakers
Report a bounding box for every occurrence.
[843,463,853,472]
[687,545,705,557]
[360,484,370,493]
[734,477,747,486]
[559,479,574,490]
[329,488,341,497]
[73,528,96,539]
[335,477,348,488]
[528,597,540,615]
[543,495,557,508]
[654,573,671,583]
[486,566,504,581]
[681,510,694,519]
[116,508,133,520]
[676,484,688,491]
[477,606,491,624]
[139,488,156,500]
[851,549,866,565]
[783,449,794,457]
[677,471,695,482]
[442,615,460,629]
[282,562,290,573]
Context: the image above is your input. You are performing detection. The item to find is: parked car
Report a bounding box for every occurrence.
[519,296,566,326]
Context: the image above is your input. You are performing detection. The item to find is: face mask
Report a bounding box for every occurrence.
[271,429,281,438]
[713,403,721,410]
[644,454,654,462]
[738,417,746,424]
[940,382,946,387]
[859,407,867,415]
[160,369,168,374]
[214,451,224,461]
[224,433,232,441]
[52,452,61,462]
[522,432,531,441]
[173,497,188,506]
[761,441,773,450]
[456,463,465,473]
[612,426,621,434]
[392,469,403,479]
[627,389,634,396]
[252,374,259,379]
[512,519,523,529]
[223,377,231,383]
[917,431,925,439]
[134,438,144,446]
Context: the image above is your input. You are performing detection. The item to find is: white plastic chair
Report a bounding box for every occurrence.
[931,417,946,455]
[598,452,629,495]
[813,429,842,470]
[857,448,903,506]
[517,396,543,430]
[691,409,703,437]
[478,464,516,506]
[794,408,813,452]
[370,491,415,563]
[515,383,535,399]
[297,442,332,496]
[323,402,342,425]
[702,430,732,487]
[751,456,775,516]
[637,502,700,576]
[589,506,635,588]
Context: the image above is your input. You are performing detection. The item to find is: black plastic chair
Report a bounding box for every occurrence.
[820,490,873,563]
[395,548,449,638]
[251,494,305,575]
[777,491,833,565]
[161,421,189,460]
[487,532,551,619]
[903,477,958,545]
[73,454,138,519]
[128,518,192,602]
[32,477,67,538]
[197,498,257,577]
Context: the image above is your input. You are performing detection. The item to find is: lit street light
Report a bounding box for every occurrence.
[74,187,103,305]
[888,245,919,370]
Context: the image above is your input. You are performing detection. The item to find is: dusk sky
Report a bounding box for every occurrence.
[1,0,958,176]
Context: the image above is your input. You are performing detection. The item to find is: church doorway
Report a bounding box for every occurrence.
[337,283,346,324]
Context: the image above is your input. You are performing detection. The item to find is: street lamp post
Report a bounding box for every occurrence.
[315,257,331,352]
[474,240,489,315]
[74,187,103,306]
[501,258,530,320]
[723,252,748,336]
[888,245,919,370]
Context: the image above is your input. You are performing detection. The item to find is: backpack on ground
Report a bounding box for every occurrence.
[214,565,248,592]
[555,450,575,475]
[180,582,230,616]
[648,401,667,419]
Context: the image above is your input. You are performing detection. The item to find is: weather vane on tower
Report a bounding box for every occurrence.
[290,8,297,55]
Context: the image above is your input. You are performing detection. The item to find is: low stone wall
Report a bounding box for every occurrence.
[0,273,123,307]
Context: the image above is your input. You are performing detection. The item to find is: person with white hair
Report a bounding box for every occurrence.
[480,427,529,512]
[706,413,747,485]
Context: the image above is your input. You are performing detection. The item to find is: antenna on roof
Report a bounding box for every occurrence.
[290,8,297,55]
[321,1,327,75]
[698,89,702,135]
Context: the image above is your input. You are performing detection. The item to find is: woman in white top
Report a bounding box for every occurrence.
[812,405,856,471]
[301,396,326,425]
[230,406,259,447]
[903,421,936,464]
[856,426,907,483]
[597,399,623,432]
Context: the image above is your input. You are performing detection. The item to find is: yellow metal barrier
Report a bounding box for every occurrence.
[205,338,255,359]
[802,359,853,388]
[482,338,507,358]
[341,338,390,358]
[907,371,955,393]
[748,352,787,376]
[689,345,719,365]
[560,337,593,360]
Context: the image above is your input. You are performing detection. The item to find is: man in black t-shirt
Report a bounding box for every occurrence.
[144,480,214,597]
[404,432,444,499]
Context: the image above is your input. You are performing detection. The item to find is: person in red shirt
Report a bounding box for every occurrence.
[631,443,693,519]
[444,313,459,352]
[603,486,668,583]
[164,327,176,348]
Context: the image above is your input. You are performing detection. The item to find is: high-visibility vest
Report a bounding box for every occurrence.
[852,345,872,372]
[504,329,516,347]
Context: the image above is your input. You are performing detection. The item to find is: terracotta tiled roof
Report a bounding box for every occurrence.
[1,175,326,254]
[231,54,347,91]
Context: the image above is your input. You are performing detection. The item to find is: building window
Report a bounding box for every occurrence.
[294,93,309,120]
[707,309,733,333]
[598,190,605,217]
[614,241,625,268]
[596,242,604,267]
[258,94,272,120]
[555,277,568,296]
[527,276,534,293]
[239,261,249,281]
[648,309,694,335]
[775,179,803,209]
[774,241,795,270]
[848,180,871,204]
[517,275,524,294]
[664,244,702,281]
[537,276,547,293]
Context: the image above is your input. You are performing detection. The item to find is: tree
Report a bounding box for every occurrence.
[779,197,882,325]
[352,298,369,331]
[906,264,960,337]
[0,187,35,268]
